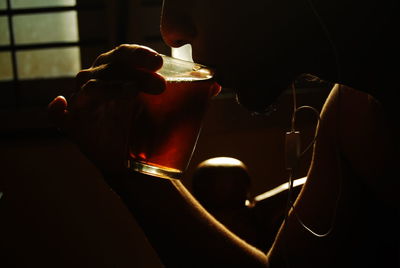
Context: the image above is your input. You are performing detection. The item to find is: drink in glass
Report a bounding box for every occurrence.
[128,55,220,179]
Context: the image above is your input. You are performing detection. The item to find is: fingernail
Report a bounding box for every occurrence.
[48,96,66,109]
[135,49,163,71]
[144,53,163,71]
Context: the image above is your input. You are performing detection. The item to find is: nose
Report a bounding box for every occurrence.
[160,0,197,48]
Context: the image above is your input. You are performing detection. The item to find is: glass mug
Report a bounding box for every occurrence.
[128,54,221,180]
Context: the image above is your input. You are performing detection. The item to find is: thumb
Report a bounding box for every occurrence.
[48,95,68,126]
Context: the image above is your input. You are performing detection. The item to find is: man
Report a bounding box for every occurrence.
[49,0,399,266]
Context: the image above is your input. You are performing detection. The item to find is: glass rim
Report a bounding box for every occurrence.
[157,54,215,81]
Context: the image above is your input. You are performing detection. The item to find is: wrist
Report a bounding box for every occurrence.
[103,166,164,198]
[101,168,130,194]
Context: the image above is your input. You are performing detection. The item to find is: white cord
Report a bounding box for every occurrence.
[295,105,320,157]
[290,82,321,157]
[286,82,340,238]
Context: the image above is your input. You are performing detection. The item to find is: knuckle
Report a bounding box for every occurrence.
[76,69,90,80]
[82,79,98,89]
[92,50,111,67]
[114,44,133,54]
[75,69,92,88]
[114,44,136,52]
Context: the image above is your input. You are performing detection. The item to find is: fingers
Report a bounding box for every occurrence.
[49,81,136,138]
[72,79,120,111]
[72,79,149,111]
[75,44,165,95]
[76,64,166,94]
[92,44,163,71]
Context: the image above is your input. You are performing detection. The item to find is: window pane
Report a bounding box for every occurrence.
[13,11,79,45]
[11,0,76,9]
[0,0,6,10]
[0,16,10,45]
[0,52,13,80]
[17,47,80,79]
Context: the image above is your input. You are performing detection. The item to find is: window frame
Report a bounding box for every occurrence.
[0,0,112,110]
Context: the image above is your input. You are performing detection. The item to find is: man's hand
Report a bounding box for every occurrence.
[48,44,165,175]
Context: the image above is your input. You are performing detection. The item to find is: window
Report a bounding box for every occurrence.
[0,0,112,111]
[0,0,80,81]
[0,0,82,111]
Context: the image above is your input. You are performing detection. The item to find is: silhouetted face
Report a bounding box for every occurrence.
[160,0,323,113]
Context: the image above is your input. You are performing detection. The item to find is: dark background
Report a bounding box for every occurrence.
[0,0,331,267]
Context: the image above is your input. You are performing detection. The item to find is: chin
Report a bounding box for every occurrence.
[214,64,293,115]
[235,91,276,115]
[233,81,286,115]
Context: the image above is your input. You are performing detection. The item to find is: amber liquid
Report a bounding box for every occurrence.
[129,78,220,179]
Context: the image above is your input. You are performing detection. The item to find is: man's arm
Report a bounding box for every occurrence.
[266,84,343,267]
[114,171,269,267]
[104,84,348,267]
